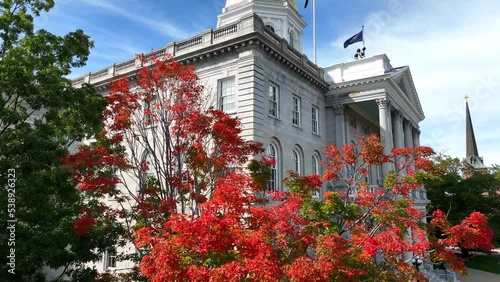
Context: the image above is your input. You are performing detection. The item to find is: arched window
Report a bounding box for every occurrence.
[265,24,275,33]
[312,153,321,198]
[292,148,301,175]
[312,154,320,175]
[267,142,280,191]
[289,31,294,47]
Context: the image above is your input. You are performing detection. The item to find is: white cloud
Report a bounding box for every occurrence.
[81,0,191,40]
[323,0,500,165]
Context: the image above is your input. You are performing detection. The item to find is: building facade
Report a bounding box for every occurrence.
[72,0,429,273]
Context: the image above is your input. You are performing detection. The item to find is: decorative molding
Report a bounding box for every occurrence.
[332,104,345,115]
[403,119,412,129]
[376,98,388,109]
[71,14,328,92]
[392,111,403,122]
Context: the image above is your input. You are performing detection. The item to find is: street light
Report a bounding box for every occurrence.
[412,255,423,281]
[412,255,423,271]
[354,47,366,60]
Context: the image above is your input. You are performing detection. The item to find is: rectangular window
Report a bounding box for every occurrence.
[348,117,357,128]
[268,166,277,191]
[267,144,279,191]
[144,101,153,126]
[219,78,235,112]
[312,155,320,198]
[292,96,301,126]
[269,84,278,118]
[312,106,319,134]
[105,248,117,269]
[292,150,301,175]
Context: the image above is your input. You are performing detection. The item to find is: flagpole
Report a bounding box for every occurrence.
[313,0,316,64]
[362,25,365,48]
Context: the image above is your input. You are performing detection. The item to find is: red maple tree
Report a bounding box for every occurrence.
[62,55,493,281]
[61,54,262,274]
[135,135,493,281]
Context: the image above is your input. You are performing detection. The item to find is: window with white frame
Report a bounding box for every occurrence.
[105,248,117,269]
[269,84,279,118]
[292,96,301,126]
[348,117,357,128]
[312,154,320,176]
[219,78,235,112]
[139,151,157,194]
[267,142,280,191]
[312,106,319,134]
[312,154,321,198]
[292,148,301,175]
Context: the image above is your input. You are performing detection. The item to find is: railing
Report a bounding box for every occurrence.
[91,68,108,79]
[72,14,324,86]
[424,268,458,282]
[175,36,203,52]
[213,23,238,40]
[145,48,166,60]
[255,0,287,7]
[307,60,320,73]
[73,76,85,86]
[263,27,281,46]
[288,47,302,62]
[116,60,133,72]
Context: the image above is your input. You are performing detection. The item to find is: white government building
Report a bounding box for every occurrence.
[70,0,435,276]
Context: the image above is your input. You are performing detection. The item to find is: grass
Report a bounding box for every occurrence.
[465,255,500,274]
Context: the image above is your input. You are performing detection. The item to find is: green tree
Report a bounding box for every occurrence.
[423,155,500,250]
[0,1,116,280]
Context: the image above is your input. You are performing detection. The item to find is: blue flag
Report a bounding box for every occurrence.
[343,30,363,48]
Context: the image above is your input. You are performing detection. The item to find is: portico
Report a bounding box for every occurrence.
[324,54,428,203]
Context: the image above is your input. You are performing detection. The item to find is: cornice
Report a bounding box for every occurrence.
[385,79,424,125]
[329,73,390,90]
[325,73,424,126]
[73,14,327,92]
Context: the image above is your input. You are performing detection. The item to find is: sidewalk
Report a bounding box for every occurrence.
[457,268,500,282]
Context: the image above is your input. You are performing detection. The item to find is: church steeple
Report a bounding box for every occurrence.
[465,96,487,169]
[217,0,306,51]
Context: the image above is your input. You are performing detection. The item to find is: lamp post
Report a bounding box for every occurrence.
[354,47,366,60]
[412,255,423,270]
[412,255,423,281]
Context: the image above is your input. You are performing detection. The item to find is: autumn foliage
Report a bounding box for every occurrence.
[134,135,493,281]
[61,54,262,269]
[62,55,493,281]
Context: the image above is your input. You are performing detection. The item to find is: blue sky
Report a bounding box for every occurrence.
[36,0,500,166]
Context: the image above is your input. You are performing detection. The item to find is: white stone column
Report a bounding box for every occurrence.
[392,112,405,176]
[392,112,404,149]
[403,120,414,148]
[333,105,346,149]
[414,128,427,200]
[412,128,421,147]
[387,105,394,150]
[376,98,392,176]
[404,226,413,262]
[403,120,419,198]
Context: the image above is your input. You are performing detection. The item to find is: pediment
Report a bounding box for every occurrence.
[387,66,425,119]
